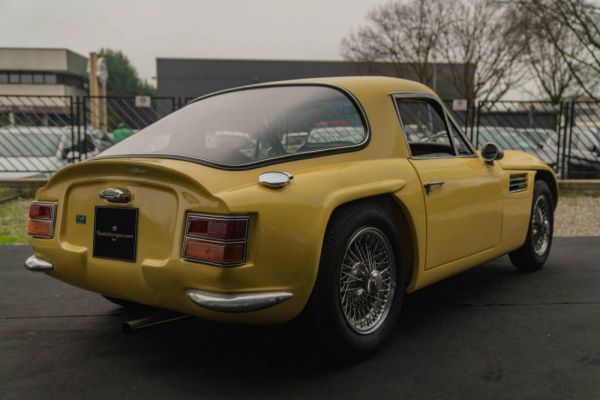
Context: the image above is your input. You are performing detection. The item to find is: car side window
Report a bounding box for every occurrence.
[447,119,474,156]
[395,98,454,157]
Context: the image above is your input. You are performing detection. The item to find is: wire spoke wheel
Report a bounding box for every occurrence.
[339,227,396,335]
[531,196,550,256]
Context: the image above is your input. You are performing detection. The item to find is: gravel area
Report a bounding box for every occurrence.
[554,195,600,237]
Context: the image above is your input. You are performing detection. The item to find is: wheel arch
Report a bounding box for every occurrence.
[535,169,558,209]
[324,194,418,287]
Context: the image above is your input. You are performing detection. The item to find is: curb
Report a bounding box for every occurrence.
[558,180,600,196]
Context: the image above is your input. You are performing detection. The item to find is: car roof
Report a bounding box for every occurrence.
[193,76,438,102]
[268,76,433,90]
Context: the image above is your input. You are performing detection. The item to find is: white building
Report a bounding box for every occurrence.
[0,47,87,97]
[0,48,88,126]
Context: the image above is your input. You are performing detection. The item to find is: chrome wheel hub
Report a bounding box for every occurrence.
[339,227,396,335]
[531,196,551,256]
[367,270,384,292]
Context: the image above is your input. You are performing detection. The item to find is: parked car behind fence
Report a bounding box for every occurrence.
[472,100,600,178]
[0,126,103,180]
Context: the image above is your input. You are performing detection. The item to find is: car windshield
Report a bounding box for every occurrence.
[99,85,367,167]
[0,132,62,157]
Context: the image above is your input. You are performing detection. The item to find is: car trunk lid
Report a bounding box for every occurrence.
[37,157,252,263]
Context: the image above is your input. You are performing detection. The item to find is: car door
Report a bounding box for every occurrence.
[394,95,503,269]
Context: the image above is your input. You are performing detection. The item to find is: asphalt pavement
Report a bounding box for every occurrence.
[1,238,599,400]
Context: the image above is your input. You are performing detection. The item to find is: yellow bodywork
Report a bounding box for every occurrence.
[30,77,557,324]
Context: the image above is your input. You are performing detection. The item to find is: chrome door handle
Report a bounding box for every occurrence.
[424,180,445,194]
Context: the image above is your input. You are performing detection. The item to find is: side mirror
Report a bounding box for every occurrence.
[480,142,504,164]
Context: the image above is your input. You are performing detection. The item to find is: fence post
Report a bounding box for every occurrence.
[560,102,568,178]
[72,97,76,163]
[474,101,482,147]
[80,97,86,162]
[567,101,576,179]
[555,102,564,176]
[465,101,472,141]
[561,101,574,179]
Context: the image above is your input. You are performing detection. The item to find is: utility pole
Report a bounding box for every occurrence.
[88,52,108,132]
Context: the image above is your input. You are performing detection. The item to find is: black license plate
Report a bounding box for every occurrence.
[93,207,138,262]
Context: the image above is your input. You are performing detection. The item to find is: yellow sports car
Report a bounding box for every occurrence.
[25,77,557,358]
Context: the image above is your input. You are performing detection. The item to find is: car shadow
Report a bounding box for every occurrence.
[93,256,527,377]
[110,261,521,360]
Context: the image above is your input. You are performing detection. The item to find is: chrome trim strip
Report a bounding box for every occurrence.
[444,106,478,154]
[509,187,528,194]
[509,173,529,193]
[390,92,478,159]
[186,289,293,313]
[24,255,54,272]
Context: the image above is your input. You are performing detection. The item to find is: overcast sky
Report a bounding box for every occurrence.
[0,0,384,83]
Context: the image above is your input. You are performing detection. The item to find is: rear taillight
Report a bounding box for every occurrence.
[182,213,249,266]
[27,201,57,238]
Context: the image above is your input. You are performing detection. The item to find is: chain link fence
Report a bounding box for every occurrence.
[1,95,600,179]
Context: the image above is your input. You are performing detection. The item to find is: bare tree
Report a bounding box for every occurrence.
[342,0,525,109]
[523,22,583,103]
[341,0,448,86]
[440,0,525,106]
[516,0,600,98]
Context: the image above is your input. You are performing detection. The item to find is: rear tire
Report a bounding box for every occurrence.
[509,180,554,272]
[302,202,405,361]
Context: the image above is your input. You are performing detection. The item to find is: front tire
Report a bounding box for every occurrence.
[509,180,554,272]
[303,202,405,361]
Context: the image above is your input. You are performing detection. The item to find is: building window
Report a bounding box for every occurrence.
[0,71,83,87]
[45,74,57,84]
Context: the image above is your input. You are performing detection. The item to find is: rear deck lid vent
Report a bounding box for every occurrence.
[509,173,528,193]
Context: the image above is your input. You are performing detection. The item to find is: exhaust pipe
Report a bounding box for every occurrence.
[122,313,192,334]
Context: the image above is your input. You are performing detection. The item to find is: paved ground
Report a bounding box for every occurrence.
[1,238,599,400]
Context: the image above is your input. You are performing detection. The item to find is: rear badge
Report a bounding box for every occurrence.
[76,214,87,224]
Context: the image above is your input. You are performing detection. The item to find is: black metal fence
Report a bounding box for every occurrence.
[0,95,184,178]
[470,101,600,179]
[1,95,599,179]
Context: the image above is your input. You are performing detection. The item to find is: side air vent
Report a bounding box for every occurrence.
[509,173,528,193]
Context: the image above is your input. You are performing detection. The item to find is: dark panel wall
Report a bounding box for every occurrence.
[156,58,467,100]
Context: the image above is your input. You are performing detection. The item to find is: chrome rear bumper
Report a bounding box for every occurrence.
[24,255,54,272]
[186,289,292,313]
[24,255,291,313]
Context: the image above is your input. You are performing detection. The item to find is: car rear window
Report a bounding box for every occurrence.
[99,85,368,168]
